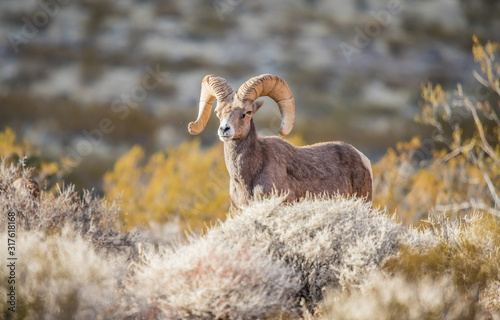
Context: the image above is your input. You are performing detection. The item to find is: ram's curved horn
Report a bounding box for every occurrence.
[236,74,295,135]
[188,75,234,135]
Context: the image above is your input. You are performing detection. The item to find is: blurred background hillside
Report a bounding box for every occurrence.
[1,0,499,192]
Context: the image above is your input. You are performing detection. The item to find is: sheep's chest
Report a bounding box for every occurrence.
[229,177,251,207]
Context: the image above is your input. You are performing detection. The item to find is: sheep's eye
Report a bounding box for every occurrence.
[215,111,220,118]
[242,111,251,119]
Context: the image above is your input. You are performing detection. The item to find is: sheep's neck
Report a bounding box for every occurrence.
[223,121,263,187]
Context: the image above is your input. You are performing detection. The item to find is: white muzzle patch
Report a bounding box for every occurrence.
[218,119,234,141]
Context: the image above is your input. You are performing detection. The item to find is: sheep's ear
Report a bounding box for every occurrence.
[253,100,264,113]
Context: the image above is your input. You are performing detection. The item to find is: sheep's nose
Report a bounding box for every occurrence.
[219,126,231,134]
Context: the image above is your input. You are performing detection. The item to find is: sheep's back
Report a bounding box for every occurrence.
[286,141,371,200]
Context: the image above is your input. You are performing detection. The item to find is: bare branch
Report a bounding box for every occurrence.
[431,141,475,168]
[473,69,500,99]
[456,86,499,164]
[435,199,500,217]
[475,154,500,209]
[473,70,491,88]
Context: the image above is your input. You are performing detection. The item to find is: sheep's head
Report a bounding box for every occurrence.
[188,74,295,141]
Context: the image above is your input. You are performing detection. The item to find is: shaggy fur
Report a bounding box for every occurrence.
[225,121,373,206]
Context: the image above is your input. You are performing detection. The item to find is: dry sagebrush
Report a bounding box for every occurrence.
[212,196,403,304]
[117,195,403,319]
[0,160,139,255]
[320,213,500,320]
[118,236,300,319]
[0,229,125,320]
[0,161,139,319]
[321,273,472,320]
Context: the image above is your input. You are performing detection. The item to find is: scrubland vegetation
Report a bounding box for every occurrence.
[1,38,499,319]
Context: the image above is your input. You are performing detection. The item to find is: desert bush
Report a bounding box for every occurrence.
[321,273,472,320]
[372,136,495,224]
[114,195,403,319]
[0,161,189,319]
[0,229,125,320]
[213,196,403,308]
[373,36,500,224]
[1,163,125,320]
[0,161,139,254]
[117,235,301,319]
[387,213,500,315]
[320,212,500,320]
[0,128,31,161]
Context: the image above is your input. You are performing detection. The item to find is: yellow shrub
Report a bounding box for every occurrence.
[103,140,230,232]
[374,37,500,224]
[0,127,62,187]
[374,139,498,225]
[0,127,31,159]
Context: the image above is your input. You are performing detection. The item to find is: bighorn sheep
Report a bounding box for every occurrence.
[188,74,372,207]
